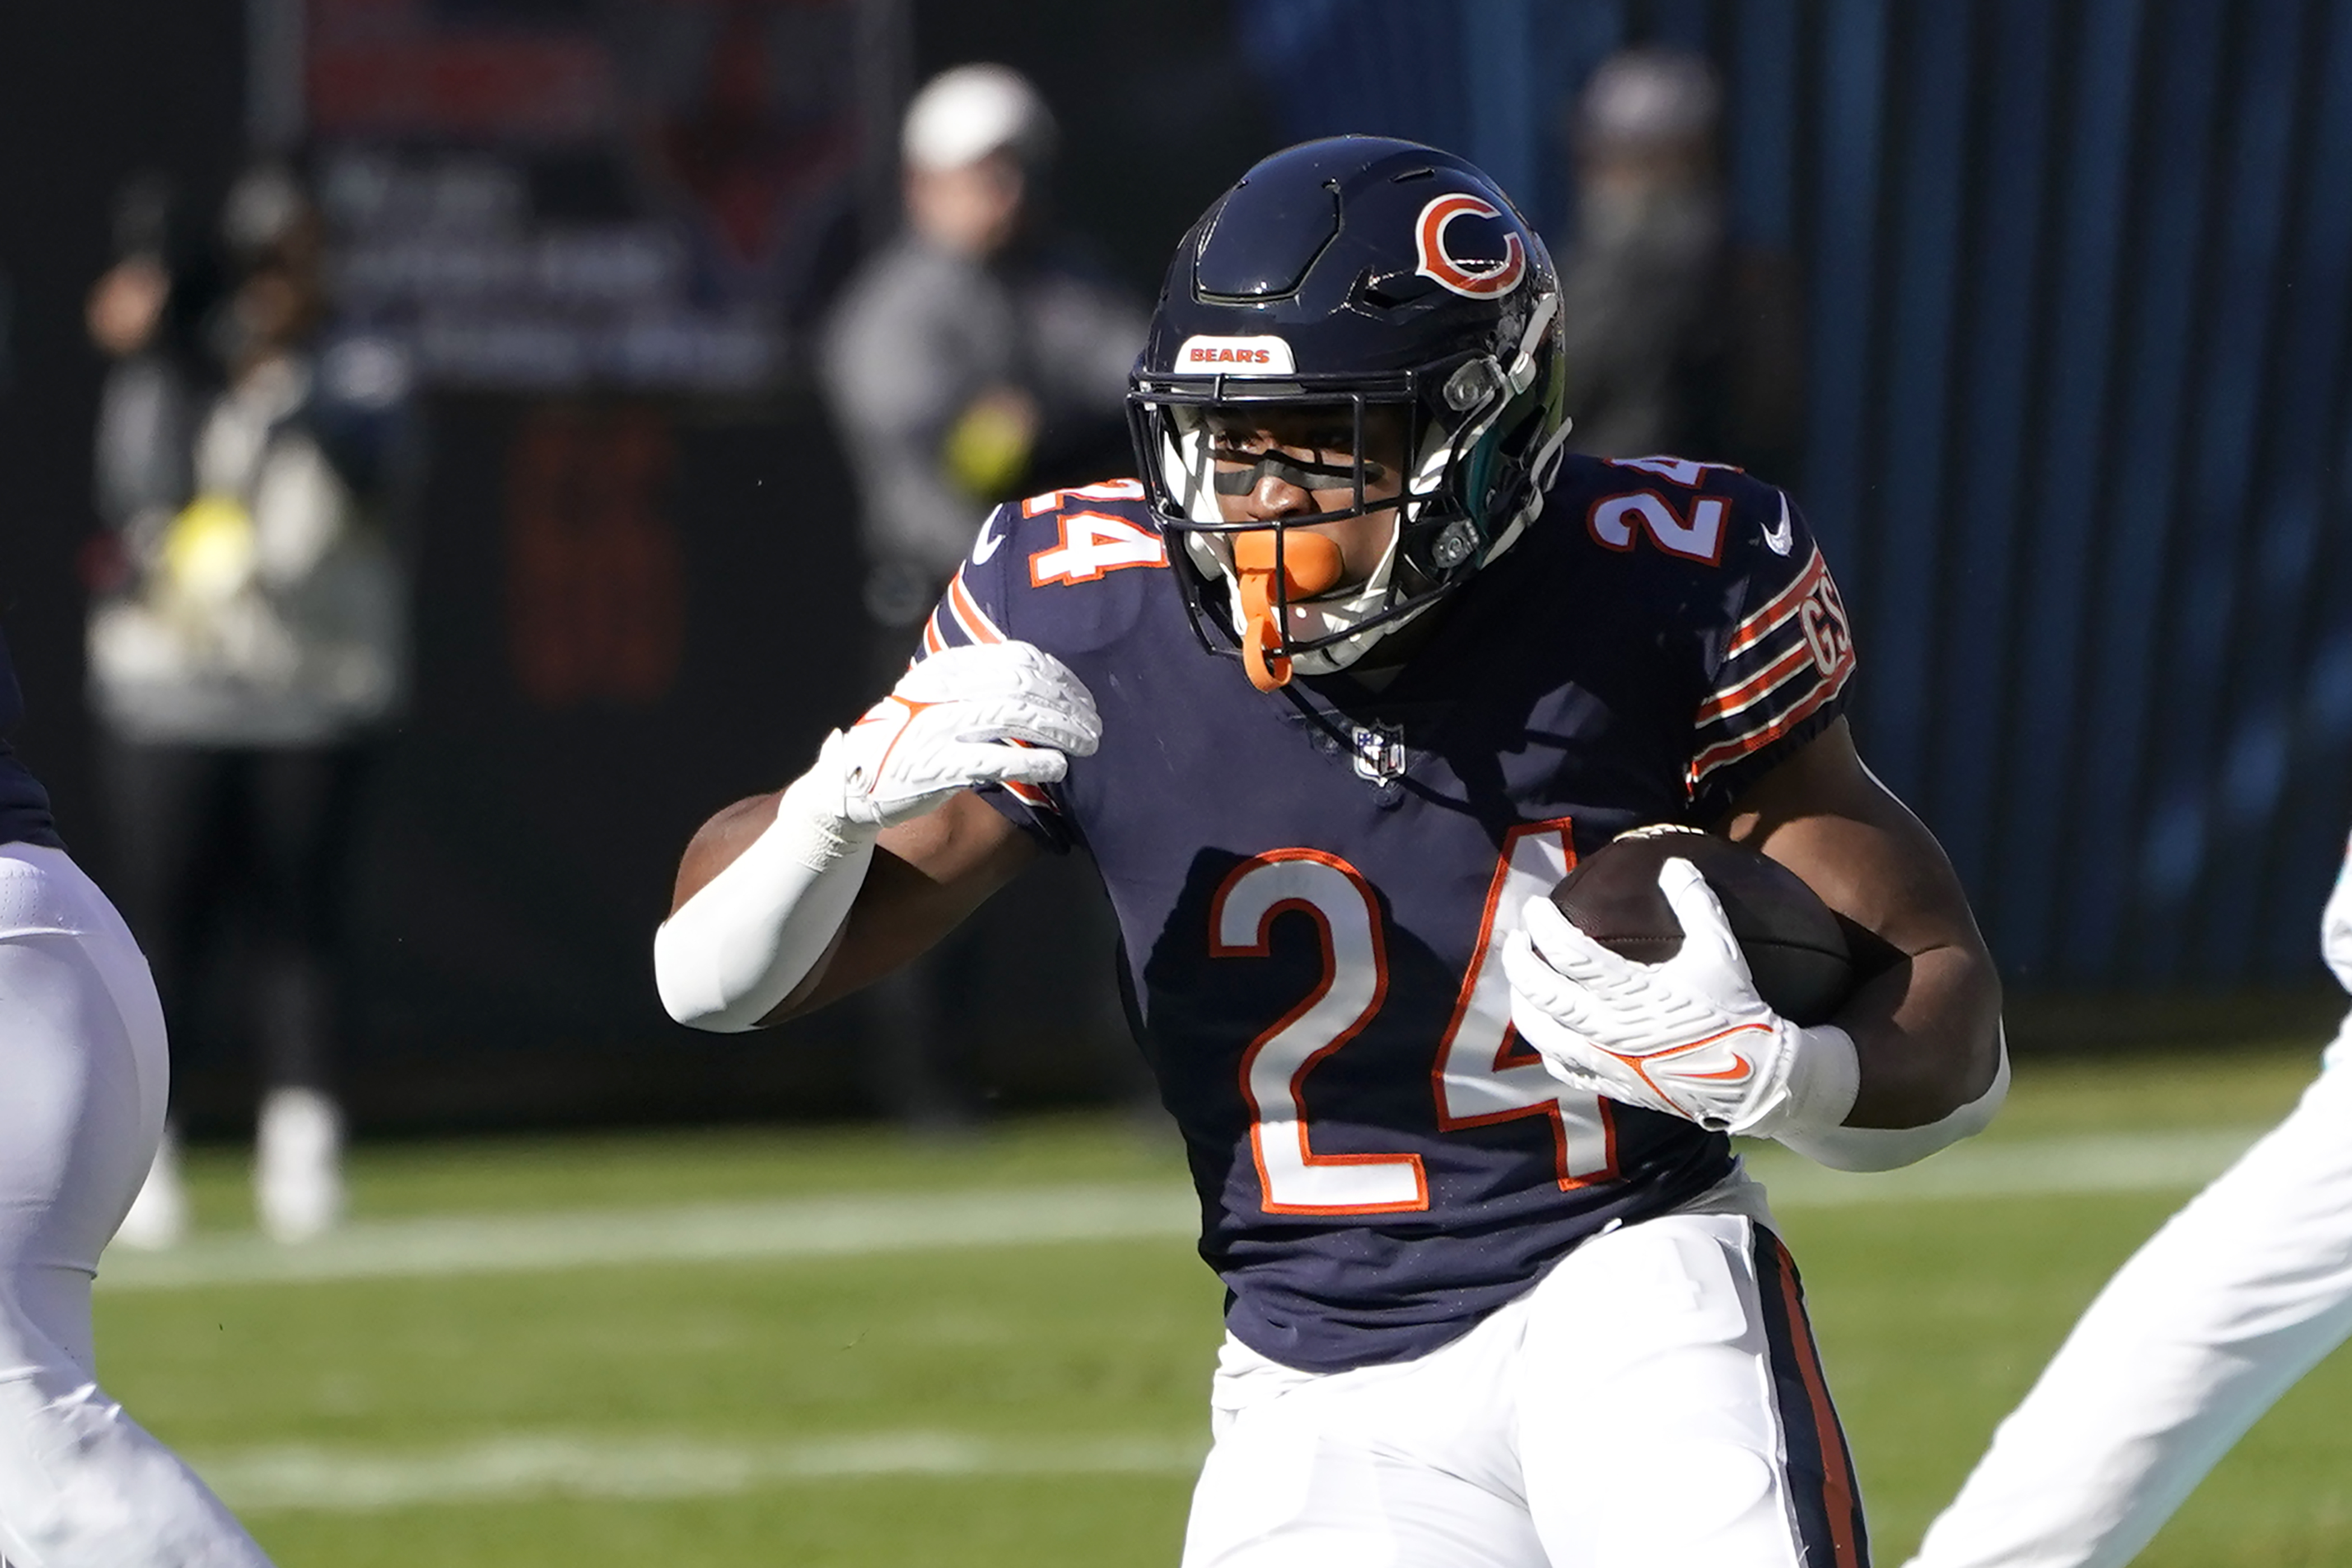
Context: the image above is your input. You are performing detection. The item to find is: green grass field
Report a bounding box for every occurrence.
[97,1043,2352,1566]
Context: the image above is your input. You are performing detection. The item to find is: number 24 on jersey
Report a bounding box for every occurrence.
[1210,823,1618,1216]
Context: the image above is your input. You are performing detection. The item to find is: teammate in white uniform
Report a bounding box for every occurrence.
[0,634,272,1566]
[1906,832,2352,1568]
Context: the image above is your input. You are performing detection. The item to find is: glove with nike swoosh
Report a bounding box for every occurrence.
[1502,857,1855,1137]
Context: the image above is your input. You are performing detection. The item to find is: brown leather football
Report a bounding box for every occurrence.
[1547,826,1857,1025]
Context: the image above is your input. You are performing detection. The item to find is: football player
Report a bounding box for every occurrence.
[1904,833,2352,1568]
[0,626,273,1565]
[658,137,2007,1567]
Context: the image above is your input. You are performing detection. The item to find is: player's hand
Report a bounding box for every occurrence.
[1502,857,1807,1133]
[819,641,1100,832]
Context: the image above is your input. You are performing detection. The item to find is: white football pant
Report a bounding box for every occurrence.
[1905,1034,2352,1568]
[0,843,272,1567]
[1182,1208,1868,1568]
[1907,837,2352,1568]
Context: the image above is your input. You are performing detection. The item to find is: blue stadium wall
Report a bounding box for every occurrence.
[1242,0,2352,992]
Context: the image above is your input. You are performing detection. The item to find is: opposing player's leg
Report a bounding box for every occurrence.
[0,845,273,1566]
[1180,1309,1547,1568]
[0,1275,270,1568]
[1906,1048,2352,1568]
[1519,1210,1869,1568]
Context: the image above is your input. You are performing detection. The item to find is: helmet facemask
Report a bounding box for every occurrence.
[1128,292,1571,690]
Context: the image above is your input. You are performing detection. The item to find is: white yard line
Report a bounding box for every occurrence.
[190,1430,1210,1513]
[97,1126,2270,1295]
[1742,1125,2267,1208]
[98,1183,1202,1292]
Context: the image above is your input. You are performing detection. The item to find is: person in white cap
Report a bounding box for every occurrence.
[818,63,1146,1130]
[1905,830,2352,1568]
[1552,49,1804,480]
[825,65,1146,626]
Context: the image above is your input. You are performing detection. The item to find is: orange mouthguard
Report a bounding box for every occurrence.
[1233,531,1345,692]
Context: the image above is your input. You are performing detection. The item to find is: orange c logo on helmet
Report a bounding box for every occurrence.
[1413,193,1527,299]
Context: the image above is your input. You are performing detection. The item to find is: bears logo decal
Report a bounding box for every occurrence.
[1412,193,1527,300]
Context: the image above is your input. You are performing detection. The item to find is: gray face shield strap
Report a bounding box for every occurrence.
[1210,451,1393,496]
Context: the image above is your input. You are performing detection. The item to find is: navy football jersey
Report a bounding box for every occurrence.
[0,626,60,850]
[919,454,1856,1373]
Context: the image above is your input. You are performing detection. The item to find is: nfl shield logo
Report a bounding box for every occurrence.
[1350,721,1406,785]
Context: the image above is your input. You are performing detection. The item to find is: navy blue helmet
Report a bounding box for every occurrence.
[1126,136,1571,684]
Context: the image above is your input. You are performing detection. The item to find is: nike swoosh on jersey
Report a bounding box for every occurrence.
[972,514,1006,564]
[1762,495,1794,557]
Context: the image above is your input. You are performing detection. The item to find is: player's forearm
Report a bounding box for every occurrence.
[1841,938,2005,1126]
[774,804,1038,1016]
[1775,939,2006,1172]
[654,773,878,1033]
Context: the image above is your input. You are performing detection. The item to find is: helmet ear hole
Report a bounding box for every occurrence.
[1431,519,1478,568]
[1443,358,1501,413]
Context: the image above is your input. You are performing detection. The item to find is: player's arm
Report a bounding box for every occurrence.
[1719,716,2005,1132]
[652,642,1091,1032]
[668,788,1036,1023]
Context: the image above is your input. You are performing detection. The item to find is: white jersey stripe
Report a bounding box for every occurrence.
[1723,548,1826,659]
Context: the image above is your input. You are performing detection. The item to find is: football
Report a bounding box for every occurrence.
[1548,825,1858,1025]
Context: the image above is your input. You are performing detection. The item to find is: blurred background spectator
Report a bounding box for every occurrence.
[822,64,1146,640]
[818,63,1148,1132]
[85,175,220,581]
[84,163,414,1245]
[1550,48,1804,482]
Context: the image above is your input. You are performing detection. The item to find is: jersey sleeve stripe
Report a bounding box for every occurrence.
[946,569,1009,645]
[1723,549,1826,659]
[1695,643,1816,726]
[948,570,1057,813]
[1686,653,1853,789]
[912,570,1059,816]
[999,739,1057,810]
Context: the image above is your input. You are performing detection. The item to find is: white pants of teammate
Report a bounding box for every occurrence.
[1906,1031,2352,1568]
[1182,1206,1868,1568]
[0,843,270,1567]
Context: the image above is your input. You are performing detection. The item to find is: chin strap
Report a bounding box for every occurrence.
[1233,531,1343,691]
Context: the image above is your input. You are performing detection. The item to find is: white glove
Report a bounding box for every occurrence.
[655,640,1098,1033]
[820,641,1100,832]
[1502,856,1853,1136]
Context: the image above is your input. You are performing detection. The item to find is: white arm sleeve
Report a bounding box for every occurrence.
[1774,1025,2012,1172]
[652,770,878,1034]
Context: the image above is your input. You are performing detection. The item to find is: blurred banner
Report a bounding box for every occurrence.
[267,0,904,391]
[1243,0,2352,997]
